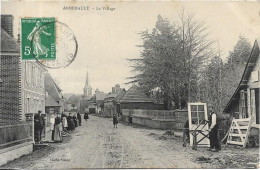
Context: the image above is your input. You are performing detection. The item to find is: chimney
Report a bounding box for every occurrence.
[112,87,115,93]
[115,84,120,93]
[1,15,14,37]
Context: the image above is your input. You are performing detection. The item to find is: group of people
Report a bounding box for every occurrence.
[113,113,133,128]
[34,111,89,143]
[49,112,87,142]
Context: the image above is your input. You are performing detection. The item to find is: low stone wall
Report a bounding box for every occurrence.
[0,123,33,149]
[174,110,188,131]
[122,109,188,130]
[0,141,33,166]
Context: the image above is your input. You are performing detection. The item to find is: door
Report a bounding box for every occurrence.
[256,89,259,124]
[188,103,210,147]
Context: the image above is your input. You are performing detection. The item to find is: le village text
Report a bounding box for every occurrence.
[63,6,116,11]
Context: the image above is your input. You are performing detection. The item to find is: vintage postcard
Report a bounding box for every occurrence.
[0,0,260,169]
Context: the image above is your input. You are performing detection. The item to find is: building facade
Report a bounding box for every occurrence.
[0,15,21,125]
[223,39,260,147]
[21,61,47,121]
[224,39,260,126]
[0,14,33,166]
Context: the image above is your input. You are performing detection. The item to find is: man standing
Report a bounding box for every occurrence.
[208,105,220,152]
[77,112,82,126]
[34,111,45,143]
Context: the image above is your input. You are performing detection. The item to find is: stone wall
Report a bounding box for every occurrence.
[0,141,33,166]
[122,109,188,130]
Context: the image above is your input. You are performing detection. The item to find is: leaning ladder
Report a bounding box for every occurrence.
[227,117,251,147]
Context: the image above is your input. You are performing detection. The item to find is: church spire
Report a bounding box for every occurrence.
[83,69,92,97]
[85,70,89,87]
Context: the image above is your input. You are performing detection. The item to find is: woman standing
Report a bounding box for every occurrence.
[84,112,89,121]
[50,114,55,141]
[61,113,68,131]
[54,113,62,142]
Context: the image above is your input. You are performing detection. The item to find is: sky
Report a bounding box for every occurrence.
[2,1,260,94]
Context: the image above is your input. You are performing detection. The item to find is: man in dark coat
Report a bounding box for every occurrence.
[128,114,132,126]
[34,111,45,143]
[77,112,82,126]
[67,113,75,131]
[207,105,220,152]
[73,114,78,127]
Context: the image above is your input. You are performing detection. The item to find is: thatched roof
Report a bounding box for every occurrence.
[114,88,126,102]
[45,73,63,101]
[79,99,91,108]
[67,95,81,104]
[46,95,60,107]
[96,91,107,101]
[120,85,153,103]
[224,39,260,113]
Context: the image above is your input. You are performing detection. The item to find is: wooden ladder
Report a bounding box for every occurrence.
[227,117,251,147]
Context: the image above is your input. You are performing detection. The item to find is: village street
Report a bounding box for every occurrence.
[1,115,259,169]
[32,115,202,169]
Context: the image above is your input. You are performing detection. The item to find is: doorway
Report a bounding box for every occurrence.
[256,89,259,124]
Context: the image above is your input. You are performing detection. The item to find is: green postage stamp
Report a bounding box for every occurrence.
[21,17,56,60]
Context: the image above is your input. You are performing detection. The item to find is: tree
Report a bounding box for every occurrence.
[198,55,223,113]
[198,36,251,114]
[128,12,214,109]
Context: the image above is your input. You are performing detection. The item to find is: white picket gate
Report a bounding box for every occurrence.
[227,117,251,147]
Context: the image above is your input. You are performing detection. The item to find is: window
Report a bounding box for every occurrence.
[35,67,38,87]
[240,90,248,118]
[31,65,34,86]
[39,71,42,88]
[251,70,259,82]
[42,99,44,112]
[34,98,37,113]
[26,98,30,113]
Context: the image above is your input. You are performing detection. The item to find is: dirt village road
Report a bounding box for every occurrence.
[1,115,259,169]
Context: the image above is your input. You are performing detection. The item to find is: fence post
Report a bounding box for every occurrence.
[25,113,34,142]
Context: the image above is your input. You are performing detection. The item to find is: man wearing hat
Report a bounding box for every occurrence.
[207,104,220,152]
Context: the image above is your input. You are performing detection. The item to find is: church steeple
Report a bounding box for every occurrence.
[83,70,92,97]
[85,71,90,87]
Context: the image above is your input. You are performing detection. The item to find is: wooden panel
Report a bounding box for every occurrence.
[188,103,210,147]
[227,140,244,146]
